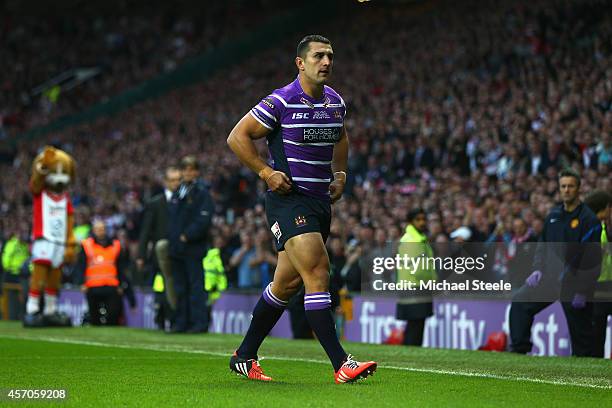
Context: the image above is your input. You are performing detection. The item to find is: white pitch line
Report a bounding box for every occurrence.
[1,335,610,390]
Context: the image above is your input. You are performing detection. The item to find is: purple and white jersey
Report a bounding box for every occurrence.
[250,77,346,201]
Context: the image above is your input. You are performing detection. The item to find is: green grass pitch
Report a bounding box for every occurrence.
[0,321,610,407]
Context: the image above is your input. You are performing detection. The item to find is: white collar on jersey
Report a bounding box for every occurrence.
[294,76,329,107]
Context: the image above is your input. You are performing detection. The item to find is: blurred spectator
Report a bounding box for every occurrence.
[1,227,29,285]
[77,219,135,326]
[73,206,92,244]
[339,239,363,292]
[509,169,602,357]
[203,234,228,330]
[137,166,181,308]
[584,190,612,358]
[1,226,30,320]
[247,228,277,289]
[396,208,436,347]
[506,217,538,287]
[230,231,259,289]
[167,156,214,333]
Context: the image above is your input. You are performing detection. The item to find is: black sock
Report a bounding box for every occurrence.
[236,283,287,359]
[304,292,347,371]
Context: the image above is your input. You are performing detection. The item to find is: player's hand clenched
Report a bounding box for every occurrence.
[264,170,292,194]
[329,179,345,204]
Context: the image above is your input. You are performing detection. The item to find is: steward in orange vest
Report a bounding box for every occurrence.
[76,220,134,325]
[82,237,121,288]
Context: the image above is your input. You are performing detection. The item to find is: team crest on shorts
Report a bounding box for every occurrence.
[295,215,307,228]
[271,221,282,241]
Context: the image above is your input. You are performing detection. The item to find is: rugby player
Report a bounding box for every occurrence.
[226,35,377,383]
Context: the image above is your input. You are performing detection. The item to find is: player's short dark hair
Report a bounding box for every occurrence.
[584,190,612,214]
[180,155,199,170]
[558,167,581,186]
[297,35,331,58]
[407,208,426,222]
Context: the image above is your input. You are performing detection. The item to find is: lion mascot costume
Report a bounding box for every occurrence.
[23,146,77,327]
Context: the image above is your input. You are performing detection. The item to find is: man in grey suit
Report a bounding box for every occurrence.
[137,166,181,310]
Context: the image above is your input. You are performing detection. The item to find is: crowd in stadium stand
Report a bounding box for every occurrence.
[0,2,285,137]
[1,0,611,291]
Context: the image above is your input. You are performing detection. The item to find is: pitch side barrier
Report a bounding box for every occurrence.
[55,276,612,358]
[55,289,612,358]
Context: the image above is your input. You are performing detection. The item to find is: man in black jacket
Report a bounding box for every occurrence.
[137,166,181,311]
[509,168,602,356]
[168,156,214,333]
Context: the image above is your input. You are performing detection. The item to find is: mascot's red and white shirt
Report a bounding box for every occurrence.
[32,189,73,244]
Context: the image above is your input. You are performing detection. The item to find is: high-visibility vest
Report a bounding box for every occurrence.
[74,224,91,243]
[43,85,61,103]
[203,248,227,302]
[598,223,611,282]
[153,273,165,293]
[397,224,437,284]
[82,237,120,288]
[1,236,29,275]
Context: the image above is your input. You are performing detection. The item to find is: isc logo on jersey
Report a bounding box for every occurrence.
[292,112,331,119]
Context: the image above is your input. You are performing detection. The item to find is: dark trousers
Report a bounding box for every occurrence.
[396,302,432,347]
[2,273,23,320]
[171,256,208,331]
[592,301,612,358]
[403,319,426,346]
[86,286,122,326]
[154,292,172,331]
[510,299,594,357]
